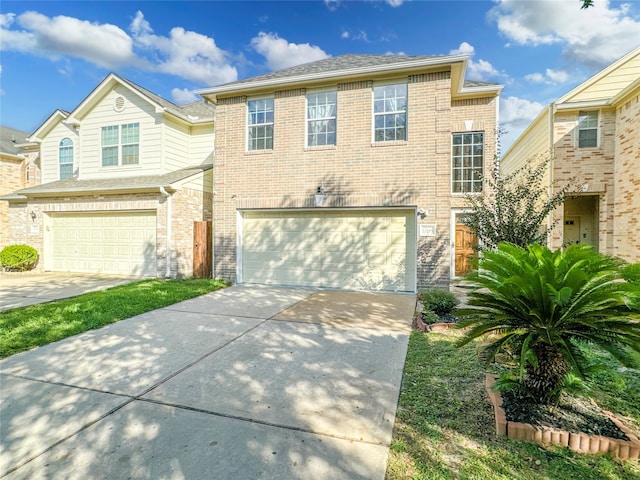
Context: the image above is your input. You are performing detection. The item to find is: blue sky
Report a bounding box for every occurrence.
[1,0,639,152]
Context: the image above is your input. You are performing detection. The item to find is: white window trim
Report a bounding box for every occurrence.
[246,96,275,152]
[59,137,74,179]
[101,123,141,168]
[305,89,338,148]
[451,131,484,195]
[577,110,599,149]
[371,80,408,144]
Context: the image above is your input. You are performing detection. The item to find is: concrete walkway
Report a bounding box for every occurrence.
[0,285,416,479]
[0,272,139,310]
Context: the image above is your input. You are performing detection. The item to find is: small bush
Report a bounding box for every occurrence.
[419,288,460,316]
[0,244,39,271]
[420,310,439,325]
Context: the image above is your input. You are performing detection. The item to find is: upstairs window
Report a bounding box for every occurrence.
[247,98,274,151]
[578,111,598,148]
[101,123,139,167]
[307,91,337,147]
[59,138,74,179]
[452,132,484,193]
[373,83,407,142]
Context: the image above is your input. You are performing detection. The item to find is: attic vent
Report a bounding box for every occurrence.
[114,96,126,112]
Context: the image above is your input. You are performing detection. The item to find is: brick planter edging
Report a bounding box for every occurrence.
[415,313,457,333]
[485,374,640,461]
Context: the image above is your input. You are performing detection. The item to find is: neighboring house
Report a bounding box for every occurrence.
[501,46,640,263]
[1,73,215,277]
[198,54,502,292]
[0,126,40,249]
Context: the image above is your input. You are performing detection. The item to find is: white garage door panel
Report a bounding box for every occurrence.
[50,212,156,276]
[242,210,415,292]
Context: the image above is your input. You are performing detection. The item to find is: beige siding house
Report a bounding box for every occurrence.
[0,127,40,249]
[199,54,502,291]
[501,46,640,263]
[1,74,215,277]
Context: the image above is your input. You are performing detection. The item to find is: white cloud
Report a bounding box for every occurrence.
[490,0,640,69]
[171,87,199,105]
[0,11,135,68]
[0,10,237,85]
[251,32,329,70]
[384,0,406,6]
[499,96,546,153]
[525,68,569,85]
[449,42,504,81]
[129,11,237,85]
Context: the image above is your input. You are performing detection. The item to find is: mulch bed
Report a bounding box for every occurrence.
[501,390,629,441]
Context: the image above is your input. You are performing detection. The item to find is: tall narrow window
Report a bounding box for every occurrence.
[452,132,484,193]
[59,138,74,179]
[373,83,407,142]
[247,98,274,151]
[101,123,139,166]
[121,123,139,165]
[578,111,598,148]
[307,91,337,146]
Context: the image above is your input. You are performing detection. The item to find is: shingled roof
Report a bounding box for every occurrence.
[223,54,440,87]
[1,165,212,201]
[0,126,31,157]
[118,76,215,121]
[198,53,502,99]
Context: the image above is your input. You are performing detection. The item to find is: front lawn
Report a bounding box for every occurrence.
[386,329,640,480]
[0,278,227,358]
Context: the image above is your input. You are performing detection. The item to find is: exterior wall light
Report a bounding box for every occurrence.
[30,210,37,222]
[314,186,325,207]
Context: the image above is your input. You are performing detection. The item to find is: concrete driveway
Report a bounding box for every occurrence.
[0,285,416,479]
[0,272,139,310]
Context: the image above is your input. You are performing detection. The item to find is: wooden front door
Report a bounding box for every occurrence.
[193,221,212,278]
[455,218,477,277]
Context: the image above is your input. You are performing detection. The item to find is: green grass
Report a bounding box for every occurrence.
[385,330,640,480]
[0,278,227,358]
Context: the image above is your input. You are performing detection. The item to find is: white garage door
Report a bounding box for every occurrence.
[241,209,416,292]
[50,211,157,276]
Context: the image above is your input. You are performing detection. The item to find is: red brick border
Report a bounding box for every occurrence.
[415,313,457,333]
[485,374,640,460]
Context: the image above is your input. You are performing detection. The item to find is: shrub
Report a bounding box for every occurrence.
[457,243,640,405]
[419,288,460,316]
[420,310,439,325]
[0,244,39,271]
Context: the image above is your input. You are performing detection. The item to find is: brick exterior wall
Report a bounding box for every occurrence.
[213,72,497,288]
[613,93,640,262]
[0,152,40,249]
[550,100,639,263]
[3,187,209,277]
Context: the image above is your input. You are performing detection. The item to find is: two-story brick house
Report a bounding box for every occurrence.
[501,46,639,263]
[1,73,215,277]
[0,126,40,249]
[199,54,502,291]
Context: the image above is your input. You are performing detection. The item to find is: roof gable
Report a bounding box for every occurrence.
[29,109,69,142]
[66,73,214,125]
[558,46,640,105]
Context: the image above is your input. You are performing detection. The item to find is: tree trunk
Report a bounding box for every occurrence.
[524,342,569,404]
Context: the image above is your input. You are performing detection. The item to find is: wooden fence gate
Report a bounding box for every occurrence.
[193,221,212,278]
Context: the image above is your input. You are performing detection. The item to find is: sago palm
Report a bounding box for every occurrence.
[457,243,640,404]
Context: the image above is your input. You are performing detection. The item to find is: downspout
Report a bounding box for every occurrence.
[160,186,172,278]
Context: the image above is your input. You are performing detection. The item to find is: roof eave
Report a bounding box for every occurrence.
[197,55,469,100]
[555,99,610,111]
